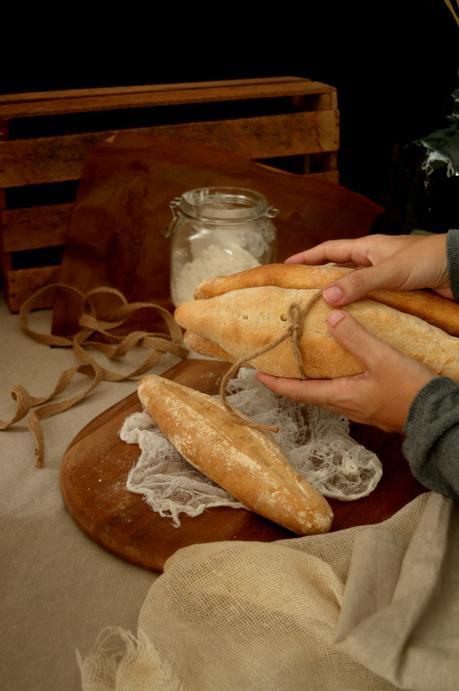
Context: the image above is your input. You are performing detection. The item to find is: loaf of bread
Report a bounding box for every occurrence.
[138,374,333,535]
[174,264,459,381]
[194,263,459,336]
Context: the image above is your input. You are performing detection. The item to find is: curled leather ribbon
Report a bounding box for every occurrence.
[0,284,188,467]
[219,293,322,433]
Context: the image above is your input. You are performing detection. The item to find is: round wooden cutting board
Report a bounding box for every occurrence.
[61,359,425,572]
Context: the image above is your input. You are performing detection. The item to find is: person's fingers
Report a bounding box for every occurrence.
[256,371,346,409]
[285,238,373,266]
[284,250,313,264]
[434,286,455,299]
[322,261,402,306]
[327,310,387,370]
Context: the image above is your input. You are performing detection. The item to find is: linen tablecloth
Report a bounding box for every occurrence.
[0,299,169,691]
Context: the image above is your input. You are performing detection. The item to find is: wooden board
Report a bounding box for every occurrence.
[60,359,425,573]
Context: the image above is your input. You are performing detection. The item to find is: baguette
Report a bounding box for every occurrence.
[184,331,232,361]
[138,374,333,535]
[194,264,459,337]
[175,282,459,381]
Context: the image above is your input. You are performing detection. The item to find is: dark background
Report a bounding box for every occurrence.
[1,2,458,210]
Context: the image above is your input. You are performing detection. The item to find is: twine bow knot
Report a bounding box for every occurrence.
[219,292,321,433]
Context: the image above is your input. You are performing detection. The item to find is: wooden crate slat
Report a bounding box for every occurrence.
[3,203,71,251]
[290,91,337,111]
[0,110,339,188]
[0,131,105,187]
[0,81,335,119]
[6,266,61,311]
[0,189,8,276]
[309,171,339,183]
[0,77,308,104]
[177,111,339,159]
[257,162,339,184]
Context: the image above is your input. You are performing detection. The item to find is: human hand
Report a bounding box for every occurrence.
[256,309,435,434]
[286,233,453,306]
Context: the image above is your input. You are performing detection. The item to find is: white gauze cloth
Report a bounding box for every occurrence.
[121,369,382,526]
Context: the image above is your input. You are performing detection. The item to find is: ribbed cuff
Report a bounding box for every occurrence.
[403,376,459,500]
[447,229,459,301]
[403,376,454,436]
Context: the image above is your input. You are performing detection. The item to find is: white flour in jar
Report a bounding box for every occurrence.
[169,190,277,306]
[172,236,261,305]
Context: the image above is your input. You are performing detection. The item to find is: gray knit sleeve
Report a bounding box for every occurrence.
[402,377,459,501]
[401,230,459,501]
[447,229,459,300]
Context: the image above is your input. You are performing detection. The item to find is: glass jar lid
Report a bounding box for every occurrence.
[171,186,279,225]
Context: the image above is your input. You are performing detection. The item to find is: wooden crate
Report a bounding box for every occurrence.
[0,76,339,312]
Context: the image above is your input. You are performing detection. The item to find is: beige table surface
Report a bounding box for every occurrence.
[0,298,181,691]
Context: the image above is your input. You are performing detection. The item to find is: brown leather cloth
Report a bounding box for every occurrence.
[52,132,382,337]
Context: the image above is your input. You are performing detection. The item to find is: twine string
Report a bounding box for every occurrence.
[2,284,322,465]
[219,293,321,433]
[0,284,188,467]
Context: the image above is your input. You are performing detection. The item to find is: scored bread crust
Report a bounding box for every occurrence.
[175,286,459,381]
[138,374,333,535]
[194,264,459,337]
[183,331,233,361]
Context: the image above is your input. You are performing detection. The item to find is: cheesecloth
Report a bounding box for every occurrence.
[122,369,382,526]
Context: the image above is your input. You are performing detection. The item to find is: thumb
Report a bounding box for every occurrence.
[327,310,386,370]
[322,262,396,306]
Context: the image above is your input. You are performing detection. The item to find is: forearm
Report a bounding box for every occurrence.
[402,377,459,501]
[402,231,459,500]
[447,228,459,299]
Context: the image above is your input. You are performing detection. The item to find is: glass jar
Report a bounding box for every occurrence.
[165,186,278,306]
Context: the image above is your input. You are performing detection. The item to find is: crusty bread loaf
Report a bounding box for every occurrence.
[194,264,459,337]
[175,282,459,382]
[138,374,333,535]
[183,331,232,360]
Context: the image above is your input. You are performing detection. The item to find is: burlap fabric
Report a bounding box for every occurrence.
[79,491,458,691]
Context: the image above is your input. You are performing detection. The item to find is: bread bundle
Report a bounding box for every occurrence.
[174,264,459,381]
[138,374,333,535]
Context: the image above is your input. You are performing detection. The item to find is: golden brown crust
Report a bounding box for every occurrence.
[138,374,333,535]
[194,264,350,299]
[175,286,459,382]
[194,264,459,337]
[368,289,459,337]
[183,332,233,361]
